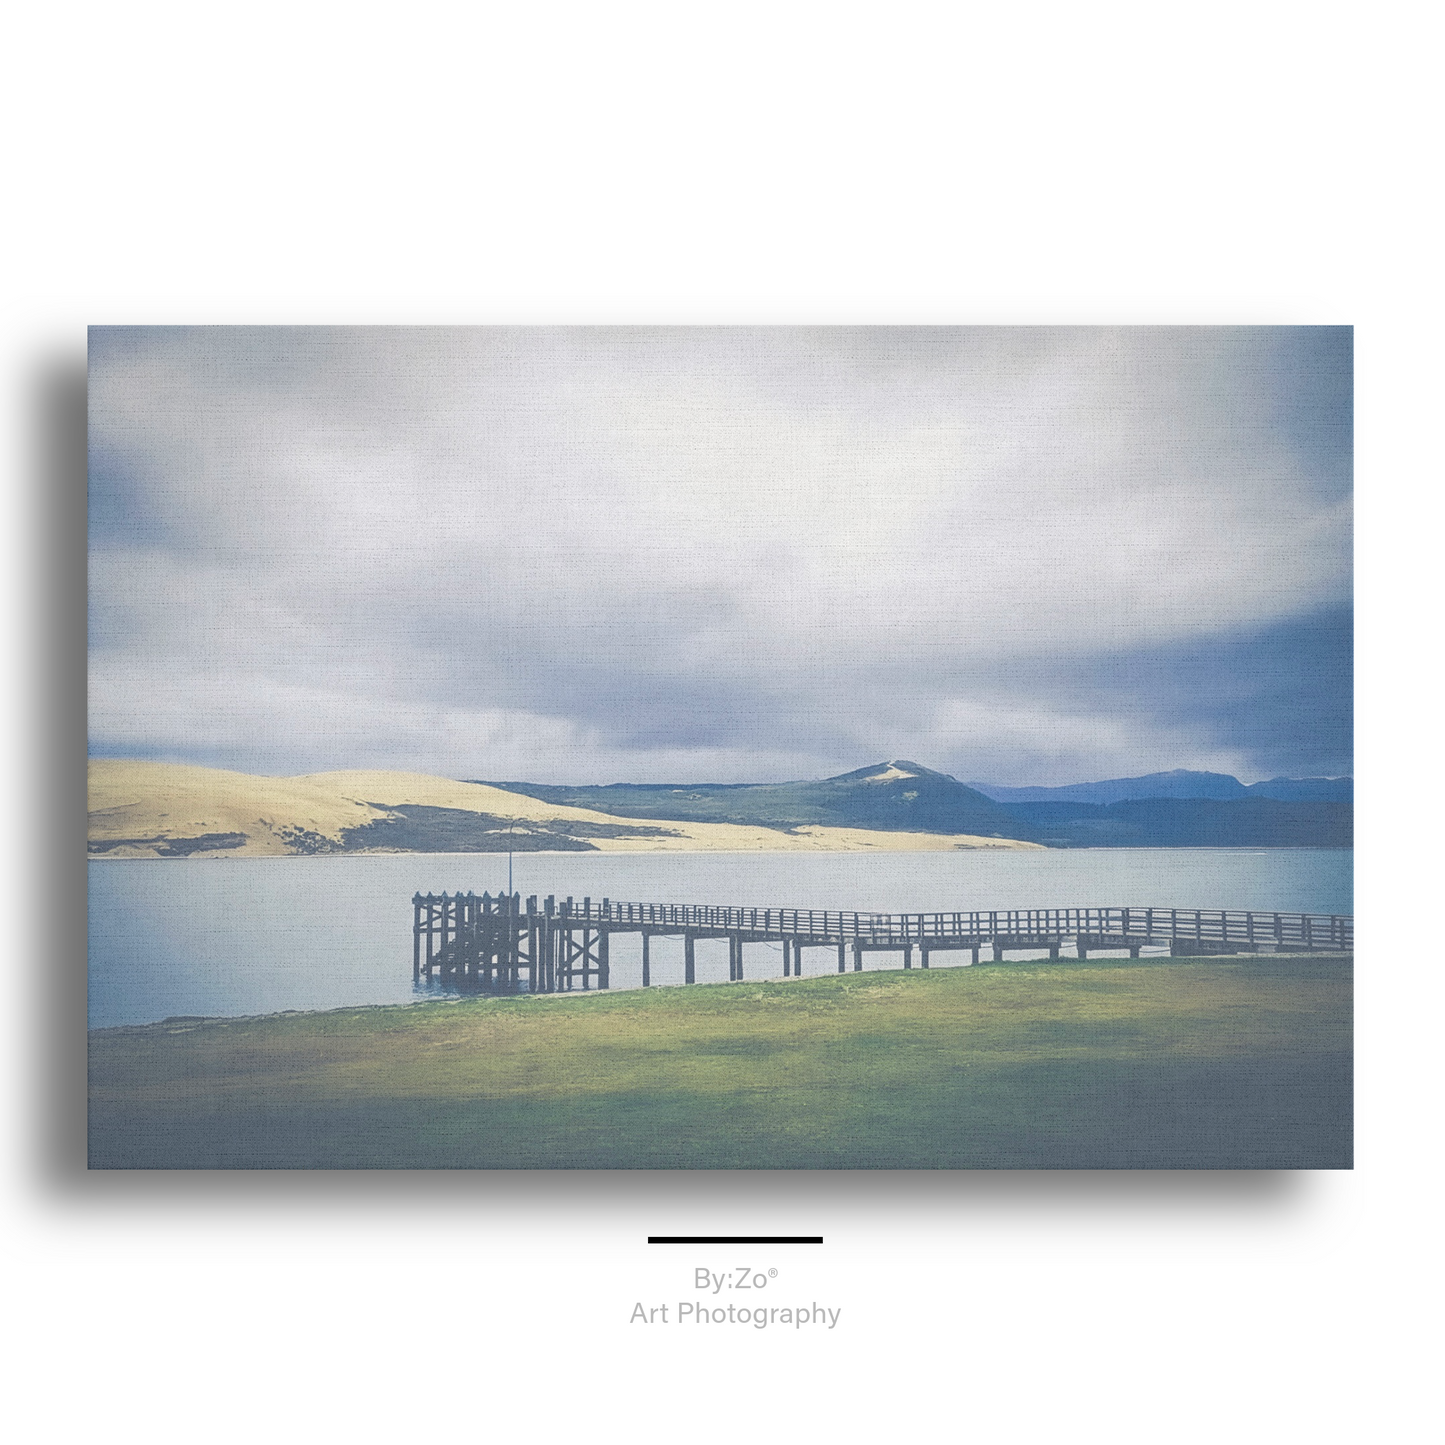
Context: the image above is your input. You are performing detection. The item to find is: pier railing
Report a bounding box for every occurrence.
[412,892,1352,951]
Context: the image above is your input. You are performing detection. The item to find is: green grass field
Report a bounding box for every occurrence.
[88,955,1351,1169]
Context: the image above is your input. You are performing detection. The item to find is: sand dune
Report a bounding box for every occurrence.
[87,760,1044,858]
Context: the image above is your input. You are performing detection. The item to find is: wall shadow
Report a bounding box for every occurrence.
[29,347,89,1195]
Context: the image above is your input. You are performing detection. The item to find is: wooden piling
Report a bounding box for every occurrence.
[685,932,696,984]
[641,932,651,987]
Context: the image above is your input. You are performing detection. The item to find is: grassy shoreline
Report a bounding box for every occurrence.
[89,955,1351,1170]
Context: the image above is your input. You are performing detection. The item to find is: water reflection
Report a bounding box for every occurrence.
[411,973,534,1000]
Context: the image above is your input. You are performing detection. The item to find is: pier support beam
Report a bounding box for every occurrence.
[1076,939,1089,959]
[992,941,1004,962]
[837,942,846,974]
[853,942,864,972]
[903,944,913,969]
[641,932,651,986]
[920,948,929,969]
[598,930,610,990]
[685,932,696,984]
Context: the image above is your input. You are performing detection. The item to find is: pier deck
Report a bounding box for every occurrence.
[412,892,1352,992]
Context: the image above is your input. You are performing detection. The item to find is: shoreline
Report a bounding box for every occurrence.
[86,843,1355,859]
[88,951,1355,1035]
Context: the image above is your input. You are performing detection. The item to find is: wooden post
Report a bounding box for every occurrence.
[1076,939,1089,959]
[970,944,979,966]
[642,932,651,987]
[903,944,913,969]
[413,897,421,980]
[853,942,863,972]
[1048,942,1060,960]
[685,932,696,984]
[920,948,929,969]
[598,929,610,990]
[837,941,846,974]
[991,941,1004,962]
[795,943,804,977]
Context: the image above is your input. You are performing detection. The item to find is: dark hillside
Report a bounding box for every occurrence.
[480,761,1039,841]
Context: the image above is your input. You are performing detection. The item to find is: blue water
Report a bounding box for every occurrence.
[87,849,1352,1028]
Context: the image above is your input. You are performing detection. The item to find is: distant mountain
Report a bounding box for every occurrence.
[1245,777,1353,802]
[1000,797,1352,848]
[972,769,1352,805]
[481,761,1041,841]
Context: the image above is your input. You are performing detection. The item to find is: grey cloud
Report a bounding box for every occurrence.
[87,326,1351,784]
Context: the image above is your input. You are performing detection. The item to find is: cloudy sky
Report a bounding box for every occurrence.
[88,327,1351,786]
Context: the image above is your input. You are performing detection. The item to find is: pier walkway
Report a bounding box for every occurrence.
[412,892,1352,993]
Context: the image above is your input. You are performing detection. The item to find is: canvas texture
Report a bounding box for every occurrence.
[86,326,1352,1169]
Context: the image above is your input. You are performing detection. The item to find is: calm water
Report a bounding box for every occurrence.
[87,849,1352,1028]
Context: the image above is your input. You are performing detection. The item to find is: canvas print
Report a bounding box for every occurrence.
[86,326,1352,1169]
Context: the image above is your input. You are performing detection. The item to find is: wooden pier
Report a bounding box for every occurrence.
[412,892,1353,992]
